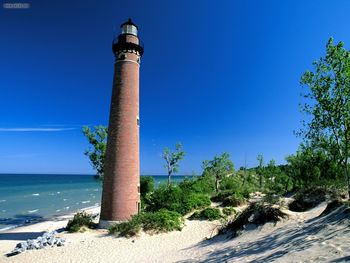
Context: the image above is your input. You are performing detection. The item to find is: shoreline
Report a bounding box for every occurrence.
[1,202,350,262]
[0,204,101,233]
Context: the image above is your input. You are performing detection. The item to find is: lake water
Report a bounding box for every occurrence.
[0,174,185,231]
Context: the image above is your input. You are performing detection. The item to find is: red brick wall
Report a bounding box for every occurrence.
[100,49,141,222]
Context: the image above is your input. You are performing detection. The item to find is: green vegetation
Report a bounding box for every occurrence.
[189,207,223,221]
[66,212,94,233]
[202,152,235,193]
[220,202,288,237]
[140,176,155,196]
[145,184,211,215]
[109,210,183,237]
[289,187,327,212]
[163,143,185,186]
[222,207,236,216]
[82,126,108,180]
[299,38,350,197]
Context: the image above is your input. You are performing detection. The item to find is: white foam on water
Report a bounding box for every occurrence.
[0,225,18,232]
[0,200,6,203]
[32,193,40,196]
[28,209,39,213]
[81,200,90,204]
[63,199,68,201]
[57,192,61,194]
[56,209,61,212]
[65,206,70,210]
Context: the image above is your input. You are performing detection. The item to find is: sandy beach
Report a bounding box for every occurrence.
[1,202,350,263]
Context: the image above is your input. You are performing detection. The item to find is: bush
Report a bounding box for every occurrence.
[189,207,222,221]
[146,184,211,215]
[220,176,240,192]
[222,193,246,207]
[109,210,183,237]
[141,210,183,232]
[223,207,236,216]
[109,215,142,237]
[289,187,327,212]
[263,194,281,205]
[140,176,155,197]
[179,175,215,195]
[220,202,288,237]
[184,194,211,211]
[211,189,237,202]
[66,212,94,233]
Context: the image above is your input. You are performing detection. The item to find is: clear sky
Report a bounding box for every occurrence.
[0,0,349,175]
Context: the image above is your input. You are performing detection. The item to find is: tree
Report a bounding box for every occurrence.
[162,143,185,186]
[202,152,234,193]
[257,154,264,191]
[82,126,108,180]
[300,38,350,197]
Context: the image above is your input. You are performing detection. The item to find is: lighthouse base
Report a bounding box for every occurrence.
[98,219,121,229]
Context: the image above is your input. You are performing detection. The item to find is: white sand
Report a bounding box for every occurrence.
[1,202,350,263]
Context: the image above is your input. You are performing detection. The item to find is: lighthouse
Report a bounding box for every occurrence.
[99,19,144,227]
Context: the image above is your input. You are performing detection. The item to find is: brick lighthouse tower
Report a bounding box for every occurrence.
[99,19,144,228]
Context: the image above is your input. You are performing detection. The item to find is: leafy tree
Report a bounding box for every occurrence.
[82,126,108,180]
[162,143,185,186]
[140,176,155,197]
[202,152,235,193]
[299,38,350,197]
[257,154,264,191]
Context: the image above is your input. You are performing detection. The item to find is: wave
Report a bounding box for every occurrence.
[63,199,68,201]
[65,206,70,210]
[56,209,61,212]
[28,209,39,213]
[0,200,6,203]
[81,200,90,204]
[32,193,40,196]
[0,225,19,232]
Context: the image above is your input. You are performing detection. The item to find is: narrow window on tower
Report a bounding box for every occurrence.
[137,117,140,126]
[118,53,127,60]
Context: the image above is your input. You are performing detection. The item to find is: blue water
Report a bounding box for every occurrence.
[0,174,185,231]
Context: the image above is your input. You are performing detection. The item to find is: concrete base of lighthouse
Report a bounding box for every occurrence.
[98,219,121,229]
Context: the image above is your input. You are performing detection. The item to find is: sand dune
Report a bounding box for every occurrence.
[1,202,350,263]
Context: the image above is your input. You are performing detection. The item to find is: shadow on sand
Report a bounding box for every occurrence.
[0,214,66,241]
[178,204,350,263]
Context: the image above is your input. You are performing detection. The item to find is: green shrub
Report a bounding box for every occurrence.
[109,215,142,237]
[222,207,236,216]
[66,212,94,233]
[140,176,155,197]
[263,194,281,205]
[141,210,183,232]
[184,194,211,210]
[220,202,288,237]
[179,175,215,195]
[220,177,240,192]
[222,193,246,207]
[146,184,211,215]
[147,184,183,212]
[109,210,183,237]
[189,207,222,221]
[289,187,327,212]
[211,190,234,202]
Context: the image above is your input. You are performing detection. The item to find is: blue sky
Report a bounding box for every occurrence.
[0,0,349,175]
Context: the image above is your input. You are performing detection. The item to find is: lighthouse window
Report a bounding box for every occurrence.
[137,117,140,126]
[118,53,127,60]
